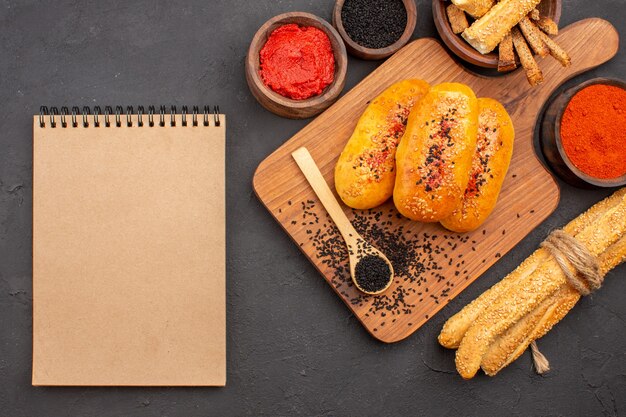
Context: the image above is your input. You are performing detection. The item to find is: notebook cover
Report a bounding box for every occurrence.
[32,113,226,386]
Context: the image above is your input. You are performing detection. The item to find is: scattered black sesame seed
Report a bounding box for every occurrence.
[294,199,510,329]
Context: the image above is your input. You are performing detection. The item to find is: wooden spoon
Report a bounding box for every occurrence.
[292,147,394,295]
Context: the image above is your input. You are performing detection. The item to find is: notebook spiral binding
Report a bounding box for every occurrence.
[39,105,221,128]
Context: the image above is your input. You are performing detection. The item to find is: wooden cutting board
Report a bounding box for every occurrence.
[253,18,619,343]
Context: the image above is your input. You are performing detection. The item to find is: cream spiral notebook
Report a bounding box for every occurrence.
[33,105,225,386]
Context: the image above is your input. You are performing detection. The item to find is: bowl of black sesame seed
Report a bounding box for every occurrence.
[332,0,418,60]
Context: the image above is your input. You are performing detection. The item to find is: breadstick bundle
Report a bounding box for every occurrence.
[439,187,626,378]
[445,0,571,86]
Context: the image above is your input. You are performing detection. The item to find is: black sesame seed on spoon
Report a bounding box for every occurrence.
[354,254,392,293]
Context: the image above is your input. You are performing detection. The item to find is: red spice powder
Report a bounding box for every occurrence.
[560,84,626,179]
[259,24,335,100]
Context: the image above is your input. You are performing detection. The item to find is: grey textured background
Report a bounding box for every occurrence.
[1,1,625,416]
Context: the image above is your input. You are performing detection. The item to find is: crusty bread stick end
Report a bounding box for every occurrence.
[498,61,517,73]
[447,4,470,35]
[498,32,517,72]
[526,69,544,87]
[530,9,540,20]
[451,0,495,18]
[438,331,456,349]
[537,16,559,36]
[455,344,483,379]
[537,30,571,67]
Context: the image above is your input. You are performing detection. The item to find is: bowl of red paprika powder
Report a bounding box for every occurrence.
[246,12,348,119]
[540,78,626,188]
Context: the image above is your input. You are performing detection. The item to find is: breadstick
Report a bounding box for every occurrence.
[451,0,495,18]
[511,27,543,86]
[515,235,626,343]
[455,258,563,378]
[533,236,626,339]
[529,8,540,20]
[536,16,558,35]
[438,188,626,349]
[531,237,626,341]
[518,17,550,57]
[462,0,542,54]
[537,30,571,67]
[481,234,626,376]
[564,188,626,236]
[447,4,470,34]
[524,286,579,342]
[480,285,578,376]
[455,195,626,379]
[439,251,546,348]
[498,32,517,72]
[573,198,626,257]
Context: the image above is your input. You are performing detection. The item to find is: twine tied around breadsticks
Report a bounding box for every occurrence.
[528,229,605,374]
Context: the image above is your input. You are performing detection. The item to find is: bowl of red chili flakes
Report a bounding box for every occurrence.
[246,12,348,119]
[540,77,626,188]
